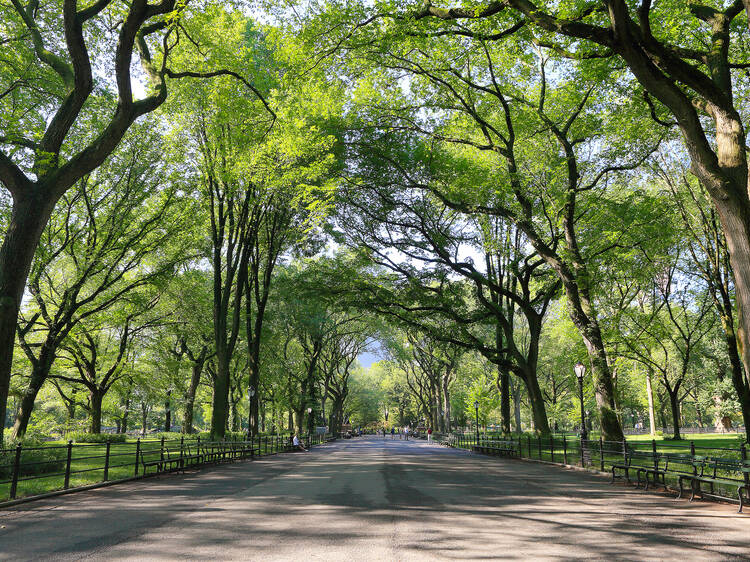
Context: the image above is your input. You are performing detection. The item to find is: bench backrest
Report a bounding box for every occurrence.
[663,453,693,471]
[707,457,744,480]
[628,450,656,465]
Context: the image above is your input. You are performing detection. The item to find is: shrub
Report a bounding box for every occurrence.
[0,439,67,479]
[148,432,194,441]
[66,432,127,444]
[196,431,248,442]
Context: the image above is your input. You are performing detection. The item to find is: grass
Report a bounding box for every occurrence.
[626,433,746,451]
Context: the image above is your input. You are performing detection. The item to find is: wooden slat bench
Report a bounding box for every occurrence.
[139,447,184,476]
[678,457,750,513]
[472,439,518,457]
[612,450,659,488]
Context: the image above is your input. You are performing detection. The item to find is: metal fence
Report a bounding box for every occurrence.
[442,432,750,502]
[1,432,333,503]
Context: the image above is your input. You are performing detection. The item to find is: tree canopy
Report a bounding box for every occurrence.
[2,0,750,445]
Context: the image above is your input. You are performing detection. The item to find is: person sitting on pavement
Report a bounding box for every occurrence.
[292,433,307,452]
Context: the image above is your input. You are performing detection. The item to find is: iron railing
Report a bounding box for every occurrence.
[1,432,335,503]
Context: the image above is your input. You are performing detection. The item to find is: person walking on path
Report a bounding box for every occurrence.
[427,427,433,443]
[391,427,395,440]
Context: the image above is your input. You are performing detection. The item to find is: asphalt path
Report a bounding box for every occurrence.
[1,436,749,560]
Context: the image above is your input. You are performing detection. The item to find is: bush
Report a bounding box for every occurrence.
[148,432,194,441]
[0,438,67,479]
[196,431,248,442]
[66,432,127,444]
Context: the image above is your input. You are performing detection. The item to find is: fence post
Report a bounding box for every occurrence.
[652,439,658,471]
[599,436,604,472]
[64,440,73,489]
[104,441,111,482]
[550,435,554,463]
[622,438,627,464]
[160,436,165,462]
[741,444,748,490]
[563,435,568,465]
[537,434,542,460]
[134,438,141,476]
[9,443,22,500]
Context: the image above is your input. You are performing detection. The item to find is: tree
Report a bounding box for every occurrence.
[659,165,750,442]
[0,0,188,440]
[390,0,750,437]
[56,299,159,433]
[11,128,194,437]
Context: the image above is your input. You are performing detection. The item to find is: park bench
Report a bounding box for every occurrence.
[139,447,184,476]
[472,439,518,457]
[179,444,203,468]
[678,457,750,512]
[200,442,259,464]
[636,453,695,491]
[611,450,659,487]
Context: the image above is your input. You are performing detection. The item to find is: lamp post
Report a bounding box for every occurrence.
[474,400,480,445]
[575,362,588,441]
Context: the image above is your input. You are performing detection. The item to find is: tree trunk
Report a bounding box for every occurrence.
[442,376,452,432]
[247,330,262,438]
[122,397,130,434]
[141,403,149,436]
[164,390,171,432]
[577,322,624,442]
[719,312,750,442]
[645,368,656,437]
[522,373,550,435]
[209,348,230,440]
[11,356,53,439]
[89,389,104,434]
[230,388,240,432]
[500,371,510,434]
[0,191,56,442]
[668,389,682,440]
[183,352,205,434]
[295,407,304,436]
[512,378,522,432]
[66,389,77,421]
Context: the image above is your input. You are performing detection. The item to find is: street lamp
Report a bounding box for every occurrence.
[474,400,480,445]
[575,362,588,441]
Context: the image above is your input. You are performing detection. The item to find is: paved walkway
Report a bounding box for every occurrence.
[1,437,748,560]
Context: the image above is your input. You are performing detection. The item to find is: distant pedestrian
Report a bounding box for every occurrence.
[427,427,433,443]
[391,427,395,440]
[292,433,307,452]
